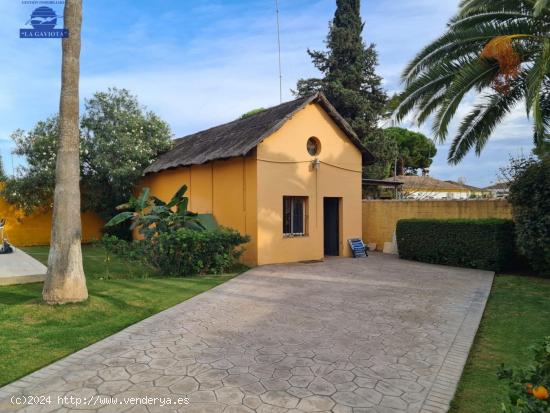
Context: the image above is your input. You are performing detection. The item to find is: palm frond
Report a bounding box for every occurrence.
[403,20,541,82]
[452,11,534,30]
[533,0,550,16]
[525,38,550,116]
[433,59,499,140]
[448,81,524,163]
[394,61,463,122]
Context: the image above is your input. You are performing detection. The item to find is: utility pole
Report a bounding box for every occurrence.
[275,0,282,103]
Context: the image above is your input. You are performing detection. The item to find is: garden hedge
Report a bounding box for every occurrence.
[147,227,250,276]
[102,227,250,276]
[396,219,515,271]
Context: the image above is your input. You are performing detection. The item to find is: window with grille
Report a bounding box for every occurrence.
[283,196,308,236]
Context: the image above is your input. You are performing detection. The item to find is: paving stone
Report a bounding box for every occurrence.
[380,395,408,410]
[188,390,216,402]
[262,379,291,391]
[170,377,199,394]
[296,395,335,411]
[308,377,337,396]
[331,391,373,408]
[289,375,314,388]
[215,387,244,405]
[260,390,299,409]
[287,386,314,398]
[223,374,259,388]
[97,380,132,394]
[243,395,262,409]
[98,367,129,381]
[354,387,383,405]
[375,381,404,397]
[0,254,493,413]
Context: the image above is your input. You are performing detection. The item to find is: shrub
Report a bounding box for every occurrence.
[100,235,146,261]
[148,227,250,276]
[508,157,550,276]
[102,228,249,276]
[396,219,515,271]
[498,336,550,412]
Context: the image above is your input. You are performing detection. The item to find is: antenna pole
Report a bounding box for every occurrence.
[275,0,282,103]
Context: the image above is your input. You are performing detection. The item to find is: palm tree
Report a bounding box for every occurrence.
[42,0,87,304]
[394,0,549,163]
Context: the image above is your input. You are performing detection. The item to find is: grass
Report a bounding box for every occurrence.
[0,245,239,387]
[450,274,550,413]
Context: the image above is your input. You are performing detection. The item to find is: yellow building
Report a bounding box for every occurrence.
[141,93,373,266]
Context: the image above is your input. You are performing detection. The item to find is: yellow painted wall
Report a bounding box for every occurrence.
[362,200,513,251]
[0,197,103,247]
[139,157,258,265]
[140,102,364,266]
[256,102,363,264]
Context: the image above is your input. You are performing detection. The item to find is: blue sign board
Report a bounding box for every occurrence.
[20,6,68,38]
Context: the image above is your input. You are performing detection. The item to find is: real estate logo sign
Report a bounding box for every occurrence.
[20,1,68,38]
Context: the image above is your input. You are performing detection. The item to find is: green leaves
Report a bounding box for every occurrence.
[167,184,188,209]
[526,39,550,147]
[395,0,550,163]
[1,88,173,224]
[294,0,387,145]
[534,0,550,16]
[508,157,550,275]
[105,211,134,228]
[104,185,205,239]
[433,59,499,140]
[396,218,516,271]
[498,335,550,412]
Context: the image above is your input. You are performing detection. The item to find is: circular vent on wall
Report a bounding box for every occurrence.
[307,137,321,156]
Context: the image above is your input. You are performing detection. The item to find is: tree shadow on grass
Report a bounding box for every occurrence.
[0,284,42,305]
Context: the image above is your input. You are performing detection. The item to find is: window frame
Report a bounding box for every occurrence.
[283,196,308,237]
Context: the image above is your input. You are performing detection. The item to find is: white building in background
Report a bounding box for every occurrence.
[484,182,510,199]
[384,175,489,200]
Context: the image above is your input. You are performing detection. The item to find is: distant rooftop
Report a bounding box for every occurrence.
[484,182,509,190]
[383,175,475,191]
[445,180,483,191]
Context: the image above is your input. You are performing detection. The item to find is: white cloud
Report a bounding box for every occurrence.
[0,0,536,187]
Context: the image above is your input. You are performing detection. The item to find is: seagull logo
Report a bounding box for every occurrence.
[25,7,62,30]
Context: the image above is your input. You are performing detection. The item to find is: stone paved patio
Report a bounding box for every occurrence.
[0,253,493,413]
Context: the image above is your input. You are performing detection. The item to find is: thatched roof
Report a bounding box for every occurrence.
[144,93,374,174]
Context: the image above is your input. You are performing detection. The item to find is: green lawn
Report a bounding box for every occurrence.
[0,245,238,387]
[450,274,550,412]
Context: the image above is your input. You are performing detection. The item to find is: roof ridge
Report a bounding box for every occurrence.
[144,92,374,174]
[172,94,314,147]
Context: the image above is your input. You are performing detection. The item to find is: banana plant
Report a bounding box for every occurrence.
[105,185,204,238]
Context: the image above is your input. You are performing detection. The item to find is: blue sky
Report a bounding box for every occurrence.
[1,0,534,187]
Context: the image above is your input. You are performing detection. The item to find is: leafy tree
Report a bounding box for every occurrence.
[0,154,6,182]
[80,88,172,220]
[43,0,87,304]
[363,131,398,179]
[384,127,437,175]
[294,0,387,142]
[508,156,550,276]
[394,0,550,163]
[2,88,172,222]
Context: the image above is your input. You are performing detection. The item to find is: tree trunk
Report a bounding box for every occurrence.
[43,0,87,304]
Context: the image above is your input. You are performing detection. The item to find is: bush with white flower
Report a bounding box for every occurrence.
[2,88,172,231]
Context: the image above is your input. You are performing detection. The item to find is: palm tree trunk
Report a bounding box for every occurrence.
[42,0,87,304]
